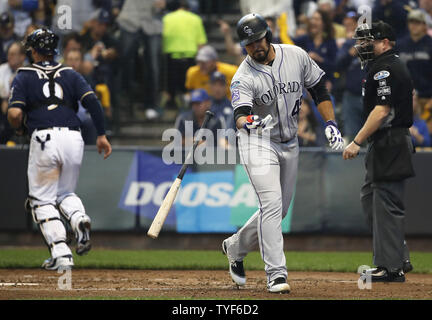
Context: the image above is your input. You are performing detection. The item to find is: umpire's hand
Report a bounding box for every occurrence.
[97,135,112,159]
[343,141,360,160]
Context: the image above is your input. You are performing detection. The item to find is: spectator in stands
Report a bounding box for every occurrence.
[336,11,366,142]
[239,0,297,37]
[32,0,53,28]
[411,90,431,147]
[373,0,412,40]
[2,0,39,37]
[297,99,326,146]
[208,71,234,129]
[419,0,432,31]
[218,19,245,65]
[262,16,282,44]
[174,88,226,148]
[80,8,118,119]
[0,41,25,144]
[161,0,207,109]
[116,0,164,115]
[397,9,432,122]
[80,9,119,68]
[0,12,19,64]
[316,0,346,39]
[185,45,238,100]
[64,48,98,145]
[342,10,358,39]
[294,9,338,91]
[59,32,83,65]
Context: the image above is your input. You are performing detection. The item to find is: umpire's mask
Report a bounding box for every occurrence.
[352,24,375,69]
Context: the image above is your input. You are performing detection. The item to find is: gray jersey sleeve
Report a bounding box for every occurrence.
[230,75,254,110]
[301,48,326,88]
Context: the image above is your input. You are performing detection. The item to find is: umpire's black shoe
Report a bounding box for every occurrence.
[366,267,405,283]
[222,240,246,287]
[403,260,413,274]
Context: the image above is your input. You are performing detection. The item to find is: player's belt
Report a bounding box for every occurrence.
[35,126,80,132]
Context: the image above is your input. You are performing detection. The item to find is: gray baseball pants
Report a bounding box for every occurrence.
[361,177,410,273]
[225,131,299,283]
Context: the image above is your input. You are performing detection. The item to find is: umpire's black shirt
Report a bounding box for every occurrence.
[363,48,413,128]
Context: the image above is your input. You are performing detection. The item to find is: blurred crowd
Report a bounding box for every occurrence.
[0,0,431,148]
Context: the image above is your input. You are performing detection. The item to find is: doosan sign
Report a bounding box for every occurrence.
[118,151,257,232]
[124,181,257,208]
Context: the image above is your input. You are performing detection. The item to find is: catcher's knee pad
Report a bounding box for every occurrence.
[57,195,89,232]
[32,204,71,259]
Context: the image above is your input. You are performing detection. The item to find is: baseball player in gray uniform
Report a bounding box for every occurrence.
[222,14,344,293]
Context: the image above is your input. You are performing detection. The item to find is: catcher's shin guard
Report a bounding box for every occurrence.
[58,195,91,255]
[31,204,72,259]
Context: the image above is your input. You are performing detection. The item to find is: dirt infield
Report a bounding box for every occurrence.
[1,269,432,300]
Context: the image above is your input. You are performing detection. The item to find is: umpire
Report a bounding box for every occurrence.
[343,21,415,282]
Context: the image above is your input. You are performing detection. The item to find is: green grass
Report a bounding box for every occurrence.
[0,249,431,273]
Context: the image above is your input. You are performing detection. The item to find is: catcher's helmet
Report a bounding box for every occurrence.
[236,13,272,47]
[24,28,59,56]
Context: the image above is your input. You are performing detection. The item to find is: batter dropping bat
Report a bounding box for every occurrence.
[222,14,344,293]
[147,110,214,239]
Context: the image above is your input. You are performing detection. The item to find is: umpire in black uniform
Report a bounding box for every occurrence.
[343,21,415,282]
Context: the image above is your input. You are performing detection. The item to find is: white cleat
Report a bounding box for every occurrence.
[267,277,291,294]
[222,240,246,287]
[76,217,91,256]
[42,255,74,271]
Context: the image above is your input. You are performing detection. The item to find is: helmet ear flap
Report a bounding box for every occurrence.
[265,27,272,43]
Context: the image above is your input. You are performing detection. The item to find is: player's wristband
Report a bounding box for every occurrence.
[325,120,338,128]
[353,140,361,147]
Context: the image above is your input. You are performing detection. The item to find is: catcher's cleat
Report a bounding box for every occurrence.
[42,254,73,270]
[267,277,291,294]
[222,240,246,287]
[75,217,91,256]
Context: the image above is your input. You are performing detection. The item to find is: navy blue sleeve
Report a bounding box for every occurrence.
[8,74,27,110]
[73,71,94,102]
[81,94,106,136]
[72,71,106,135]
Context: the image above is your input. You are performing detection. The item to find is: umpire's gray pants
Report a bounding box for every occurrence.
[226,131,299,284]
[360,177,410,272]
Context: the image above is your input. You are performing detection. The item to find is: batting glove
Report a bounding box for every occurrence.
[243,115,273,134]
[324,120,344,150]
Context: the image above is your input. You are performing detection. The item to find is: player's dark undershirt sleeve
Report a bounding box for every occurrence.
[307,77,331,105]
[234,105,252,122]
